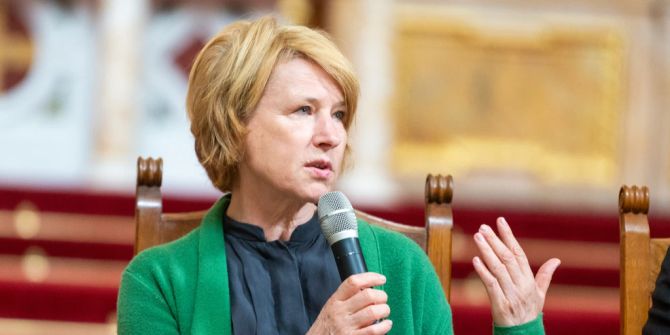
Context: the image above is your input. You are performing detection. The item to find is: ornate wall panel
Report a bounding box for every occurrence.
[391,9,625,187]
[0,2,96,183]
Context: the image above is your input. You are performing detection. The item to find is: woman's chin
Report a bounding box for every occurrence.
[302,185,334,204]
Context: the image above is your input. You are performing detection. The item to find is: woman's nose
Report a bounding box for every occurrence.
[312,113,343,150]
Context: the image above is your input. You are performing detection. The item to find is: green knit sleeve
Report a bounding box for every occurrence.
[418,263,453,334]
[493,314,545,335]
[117,265,180,335]
[367,223,454,334]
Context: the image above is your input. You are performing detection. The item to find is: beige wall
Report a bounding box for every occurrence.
[2,1,668,213]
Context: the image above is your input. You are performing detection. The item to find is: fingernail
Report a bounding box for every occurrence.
[474,232,484,242]
[498,217,508,226]
[479,224,491,233]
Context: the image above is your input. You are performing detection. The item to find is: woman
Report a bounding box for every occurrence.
[644,248,670,334]
[117,16,560,334]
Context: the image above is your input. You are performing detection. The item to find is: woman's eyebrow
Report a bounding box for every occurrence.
[301,97,346,108]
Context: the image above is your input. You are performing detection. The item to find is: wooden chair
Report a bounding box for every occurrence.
[619,184,668,335]
[135,156,455,299]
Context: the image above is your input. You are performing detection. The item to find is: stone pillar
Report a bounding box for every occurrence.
[93,0,149,189]
[652,0,670,211]
[622,16,656,191]
[331,0,399,206]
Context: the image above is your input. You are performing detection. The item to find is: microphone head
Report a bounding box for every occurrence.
[317,191,358,245]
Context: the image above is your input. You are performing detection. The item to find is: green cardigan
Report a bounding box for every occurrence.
[117,196,544,334]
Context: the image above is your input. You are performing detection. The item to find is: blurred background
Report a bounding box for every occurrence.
[1,0,669,333]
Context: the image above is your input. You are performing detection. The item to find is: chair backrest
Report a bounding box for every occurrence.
[619,184,668,335]
[135,156,455,299]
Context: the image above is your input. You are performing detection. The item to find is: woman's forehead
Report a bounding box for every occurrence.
[264,58,344,102]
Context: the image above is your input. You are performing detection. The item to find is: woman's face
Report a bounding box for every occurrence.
[238,57,348,203]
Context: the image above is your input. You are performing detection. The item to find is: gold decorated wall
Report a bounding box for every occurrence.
[329,1,670,211]
[392,10,625,187]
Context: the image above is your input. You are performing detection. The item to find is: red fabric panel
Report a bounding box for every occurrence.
[0,281,117,323]
[0,237,133,261]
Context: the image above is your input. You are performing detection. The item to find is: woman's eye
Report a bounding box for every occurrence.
[333,111,346,121]
[296,106,312,114]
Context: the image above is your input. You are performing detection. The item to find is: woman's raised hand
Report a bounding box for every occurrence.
[308,272,392,335]
[472,217,561,326]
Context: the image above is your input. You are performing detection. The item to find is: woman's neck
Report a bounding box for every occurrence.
[226,186,317,242]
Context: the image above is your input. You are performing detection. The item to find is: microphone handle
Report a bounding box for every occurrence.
[330,236,383,325]
[331,237,368,281]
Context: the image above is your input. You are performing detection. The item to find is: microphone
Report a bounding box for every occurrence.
[317,191,368,281]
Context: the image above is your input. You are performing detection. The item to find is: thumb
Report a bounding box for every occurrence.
[535,258,561,296]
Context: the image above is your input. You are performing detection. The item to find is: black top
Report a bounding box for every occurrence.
[644,247,670,334]
[223,212,341,335]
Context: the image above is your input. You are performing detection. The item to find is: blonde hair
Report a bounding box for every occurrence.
[186,16,359,192]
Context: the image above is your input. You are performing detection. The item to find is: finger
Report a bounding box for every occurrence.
[354,319,393,335]
[473,231,516,295]
[332,273,387,301]
[535,258,561,297]
[347,288,388,313]
[350,303,391,329]
[496,217,533,278]
[479,224,525,285]
[472,256,506,308]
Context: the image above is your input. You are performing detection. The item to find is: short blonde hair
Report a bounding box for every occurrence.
[187,16,359,193]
